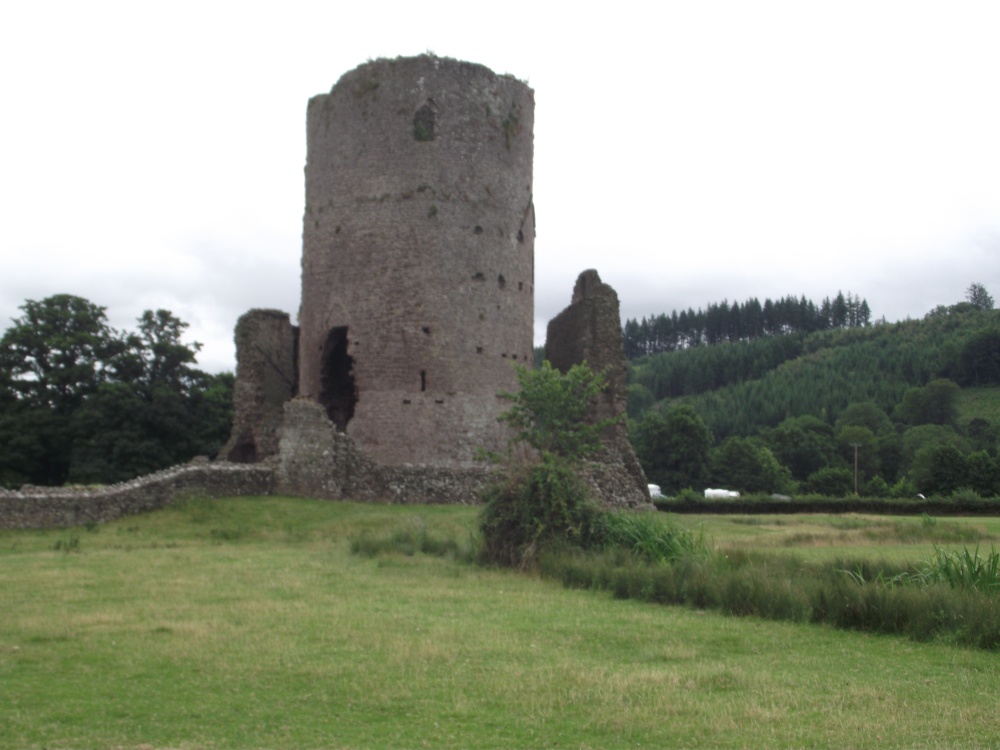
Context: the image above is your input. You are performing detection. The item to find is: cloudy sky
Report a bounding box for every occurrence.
[2,1,998,372]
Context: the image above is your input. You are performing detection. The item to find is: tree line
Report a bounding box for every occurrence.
[633,378,1000,500]
[0,295,233,488]
[628,284,1000,499]
[624,291,871,358]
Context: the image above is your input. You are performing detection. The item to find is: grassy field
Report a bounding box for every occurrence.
[673,512,1000,563]
[2,498,1000,749]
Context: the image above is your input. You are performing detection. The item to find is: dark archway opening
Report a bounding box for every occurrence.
[319,326,357,431]
[226,433,258,463]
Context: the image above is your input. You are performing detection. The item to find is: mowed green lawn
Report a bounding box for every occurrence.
[2,498,999,749]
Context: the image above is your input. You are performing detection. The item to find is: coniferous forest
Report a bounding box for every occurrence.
[623,290,871,357]
[627,284,1000,499]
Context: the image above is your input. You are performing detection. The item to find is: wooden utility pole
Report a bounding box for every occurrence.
[849,442,861,495]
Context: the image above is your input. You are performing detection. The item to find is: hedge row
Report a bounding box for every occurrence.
[655,494,1000,516]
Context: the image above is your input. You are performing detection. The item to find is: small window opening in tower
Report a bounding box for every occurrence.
[420,370,427,392]
[498,274,506,289]
[318,326,357,431]
[413,100,436,141]
[422,326,431,335]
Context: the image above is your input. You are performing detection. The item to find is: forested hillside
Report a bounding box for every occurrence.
[624,291,870,357]
[628,285,1000,499]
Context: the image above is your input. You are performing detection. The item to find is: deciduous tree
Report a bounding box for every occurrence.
[633,404,713,493]
[0,296,233,487]
[966,282,994,311]
[710,436,790,494]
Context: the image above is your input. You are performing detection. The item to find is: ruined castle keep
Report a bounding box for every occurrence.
[298,56,535,466]
[219,55,647,507]
[1,55,651,528]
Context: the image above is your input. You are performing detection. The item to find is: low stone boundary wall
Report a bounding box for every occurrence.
[2,398,651,530]
[0,462,275,530]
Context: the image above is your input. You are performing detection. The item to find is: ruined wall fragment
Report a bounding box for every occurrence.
[220,309,298,462]
[545,270,652,509]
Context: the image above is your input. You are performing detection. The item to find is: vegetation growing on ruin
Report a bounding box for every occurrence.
[478,361,615,567]
[477,361,707,569]
[501,111,520,149]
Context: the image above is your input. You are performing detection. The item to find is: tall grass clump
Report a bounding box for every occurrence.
[350,515,470,560]
[589,510,709,563]
[915,545,1000,593]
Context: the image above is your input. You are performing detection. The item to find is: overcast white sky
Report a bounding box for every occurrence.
[2,1,999,372]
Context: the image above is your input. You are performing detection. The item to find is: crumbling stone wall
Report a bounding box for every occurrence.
[298,55,535,467]
[274,399,493,504]
[546,270,652,509]
[0,462,274,530]
[221,309,298,462]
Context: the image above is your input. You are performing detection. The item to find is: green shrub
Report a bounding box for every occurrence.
[864,475,891,497]
[805,466,855,496]
[478,361,622,568]
[479,456,601,568]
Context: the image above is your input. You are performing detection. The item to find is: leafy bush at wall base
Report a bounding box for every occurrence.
[478,457,602,569]
[478,464,712,569]
[477,361,629,569]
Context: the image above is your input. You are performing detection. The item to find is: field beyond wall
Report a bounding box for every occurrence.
[1,498,999,749]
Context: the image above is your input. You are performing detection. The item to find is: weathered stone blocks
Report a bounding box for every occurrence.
[298,55,535,467]
[546,270,652,510]
[220,309,298,462]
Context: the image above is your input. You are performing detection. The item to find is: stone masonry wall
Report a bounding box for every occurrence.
[275,399,493,504]
[0,462,274,530]
[298,55,534,467]
[546,270,652,510]
[220,309,298,462]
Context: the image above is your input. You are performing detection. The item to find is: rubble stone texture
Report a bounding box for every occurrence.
[297,56,535,467]
[219,309,298,462]
[545,270,652,509]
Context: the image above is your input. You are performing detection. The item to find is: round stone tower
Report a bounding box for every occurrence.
[298,55,535,467]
